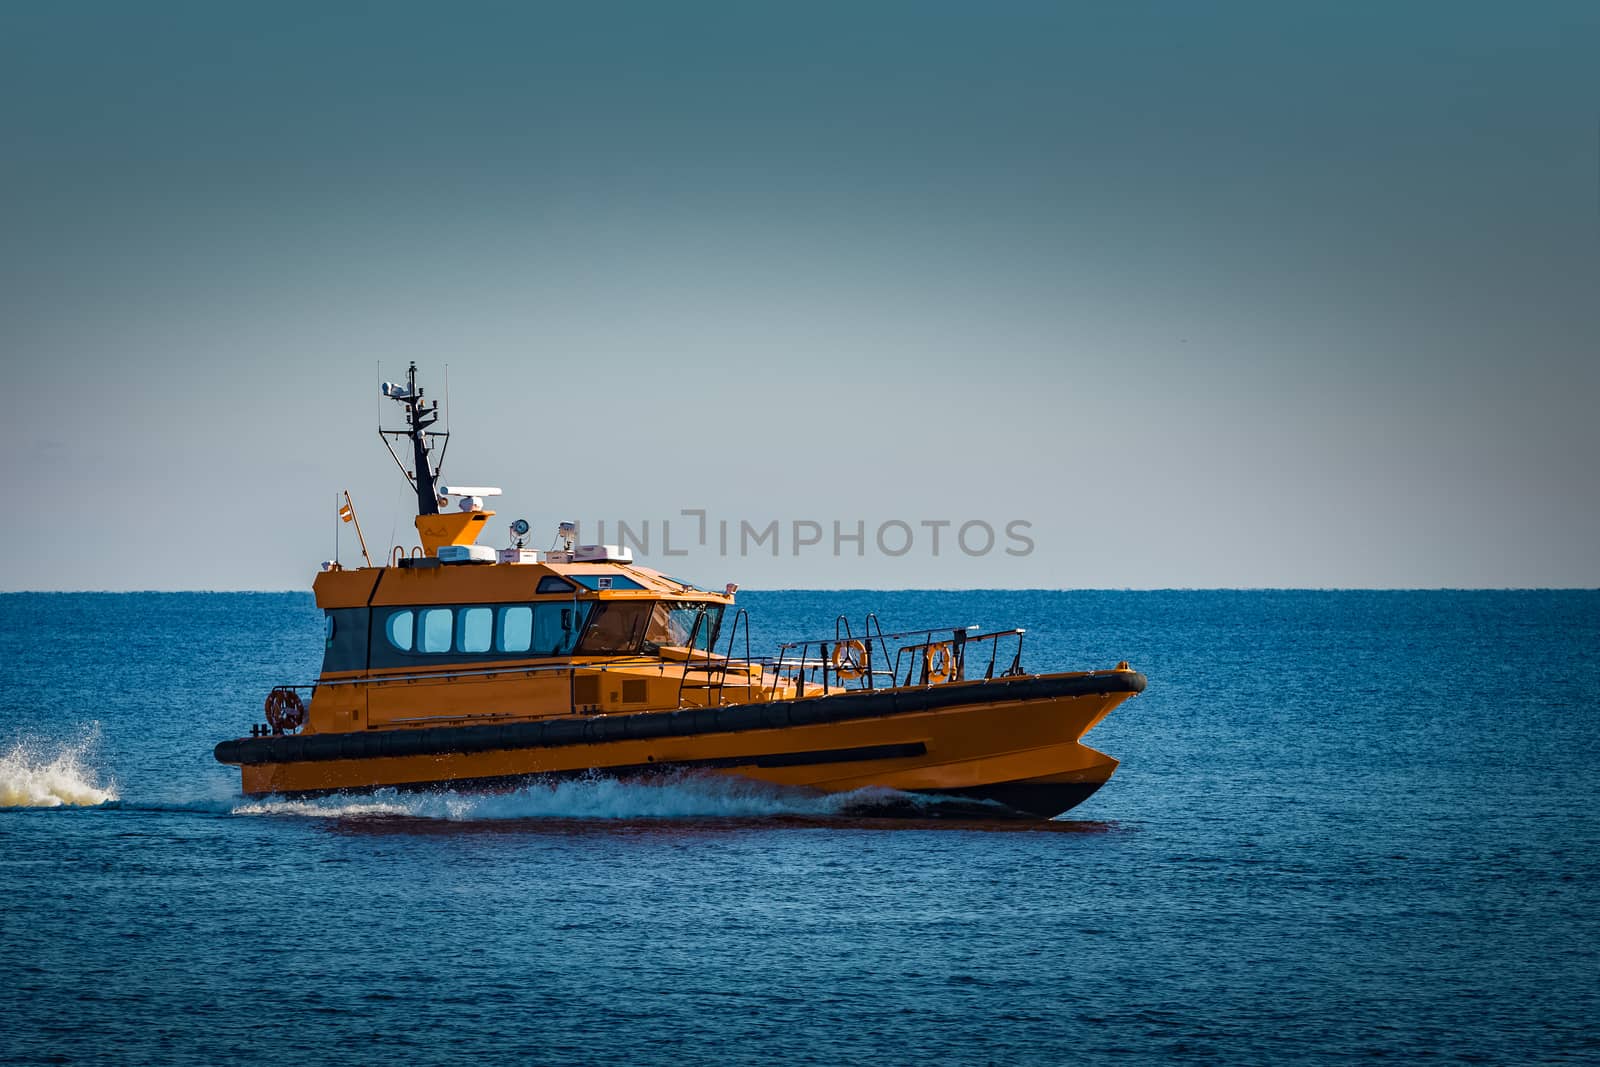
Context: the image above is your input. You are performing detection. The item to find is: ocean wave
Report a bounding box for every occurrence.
[0,729,119,808]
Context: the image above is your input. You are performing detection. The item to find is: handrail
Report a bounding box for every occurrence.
[712,607,752,707]
[862,613,896,689]
[673,609,708,709]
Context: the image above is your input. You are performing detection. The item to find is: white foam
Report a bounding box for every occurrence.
[0,730,119,808]
[229,774,926,821]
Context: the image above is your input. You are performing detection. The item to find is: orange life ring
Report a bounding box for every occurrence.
[924,642,955,684]
[264,687,307,734]
[831,639,867,681]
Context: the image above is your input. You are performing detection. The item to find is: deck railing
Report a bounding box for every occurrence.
[674,610,1027,706]
[762,620,1026,699]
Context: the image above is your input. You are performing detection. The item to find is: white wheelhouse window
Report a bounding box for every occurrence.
[385,610,414,651]
[419,608,453,653]
[498,606,533,652]
[457,607,493,653]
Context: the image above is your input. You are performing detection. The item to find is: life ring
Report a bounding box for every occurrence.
[831,639,867,681]
[264,687,307,734]
[924,642,955,684]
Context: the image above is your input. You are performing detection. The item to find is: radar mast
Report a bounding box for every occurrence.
[379,362,448,517]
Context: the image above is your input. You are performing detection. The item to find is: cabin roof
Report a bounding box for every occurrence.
[313,559,729,609]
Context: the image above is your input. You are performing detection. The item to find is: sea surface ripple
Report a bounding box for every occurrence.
[1,590,1596,1065]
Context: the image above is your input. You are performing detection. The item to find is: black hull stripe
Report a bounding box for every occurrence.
[215,671,1145,768]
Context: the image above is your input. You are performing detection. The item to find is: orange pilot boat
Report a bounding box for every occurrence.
[214,364,1146,818]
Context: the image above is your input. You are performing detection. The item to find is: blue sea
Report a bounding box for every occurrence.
[2,590,1597,1065]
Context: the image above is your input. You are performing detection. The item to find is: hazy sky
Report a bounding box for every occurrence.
[2,1,1596,590]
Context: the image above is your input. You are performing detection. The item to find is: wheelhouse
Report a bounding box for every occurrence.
[321,583,728,674]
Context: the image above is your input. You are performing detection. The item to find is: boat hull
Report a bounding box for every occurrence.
[217,671,1144,819]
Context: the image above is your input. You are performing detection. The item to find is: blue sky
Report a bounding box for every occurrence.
[2,2,1596,589]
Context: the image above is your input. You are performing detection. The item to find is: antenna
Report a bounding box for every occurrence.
[378,361,450,517]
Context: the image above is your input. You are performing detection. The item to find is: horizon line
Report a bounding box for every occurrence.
[2,586,1598,595]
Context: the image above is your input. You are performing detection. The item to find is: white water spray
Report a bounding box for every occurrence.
[0,730,118,808]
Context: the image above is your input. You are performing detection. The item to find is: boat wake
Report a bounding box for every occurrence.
[0,729,119,808]
[0,735,1036,823]
[228,774,1015,823]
